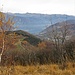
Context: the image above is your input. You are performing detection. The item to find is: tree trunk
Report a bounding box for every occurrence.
[0,38,4,63]
[0,54,2,63]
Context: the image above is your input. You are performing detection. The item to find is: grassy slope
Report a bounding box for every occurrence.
[6,30,41,46]
[0,62,75,75]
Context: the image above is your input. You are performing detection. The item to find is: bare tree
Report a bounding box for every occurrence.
[0,12,15,63]
[48,15,71,63]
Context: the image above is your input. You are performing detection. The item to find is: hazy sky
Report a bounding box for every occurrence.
[0,0,75,15]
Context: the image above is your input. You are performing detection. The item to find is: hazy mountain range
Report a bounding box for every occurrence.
[5,13,75,34]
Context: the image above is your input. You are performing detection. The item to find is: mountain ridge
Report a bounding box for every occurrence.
[5,13,75,34]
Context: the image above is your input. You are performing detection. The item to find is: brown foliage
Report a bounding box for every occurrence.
[0,12,15,63]
[38,42,46,49]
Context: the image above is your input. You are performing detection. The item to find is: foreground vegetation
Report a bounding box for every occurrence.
[0,11,75,75]
[0,62,75,75]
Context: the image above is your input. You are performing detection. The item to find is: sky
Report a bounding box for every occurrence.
[0,0,75,16]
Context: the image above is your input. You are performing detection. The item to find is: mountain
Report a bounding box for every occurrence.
[38,20,75,40]
[5,13,75,34]
[6,30,41,46]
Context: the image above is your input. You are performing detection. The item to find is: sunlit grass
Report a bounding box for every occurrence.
[0,62,75,75]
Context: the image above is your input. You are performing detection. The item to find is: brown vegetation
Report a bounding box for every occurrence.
[0,62,75,75]
[0,12,75,75]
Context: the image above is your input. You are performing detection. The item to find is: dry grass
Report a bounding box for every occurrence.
[0,62,75,75]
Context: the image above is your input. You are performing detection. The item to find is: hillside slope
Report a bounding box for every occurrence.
[38,20,75,40]
[6,30,41,46]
